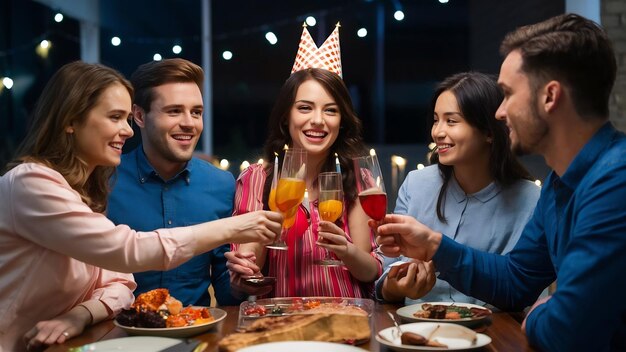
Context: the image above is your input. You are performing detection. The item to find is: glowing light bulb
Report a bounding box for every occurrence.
[265,32,278,45]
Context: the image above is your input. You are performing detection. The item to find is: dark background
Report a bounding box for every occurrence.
[0,0,562,184]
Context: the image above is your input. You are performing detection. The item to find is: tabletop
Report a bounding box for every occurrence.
[46,303,534,351]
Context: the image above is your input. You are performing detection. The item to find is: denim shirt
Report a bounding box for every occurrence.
[434,122,626,351]
[375,165,539,305]
[108,147,240,306]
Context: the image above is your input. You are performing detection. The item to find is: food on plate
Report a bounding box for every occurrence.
[400,324,476,347]
[413,303,491,320]
[241,298,368,317]
[400,331,428,345]
[401,331,448,347]
[115,288,214,328]
[218,312,370,351]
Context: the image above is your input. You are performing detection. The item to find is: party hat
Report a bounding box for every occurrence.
[291,23,342,78]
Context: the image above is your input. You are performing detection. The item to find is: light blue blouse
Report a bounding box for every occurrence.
[375,164,540,306]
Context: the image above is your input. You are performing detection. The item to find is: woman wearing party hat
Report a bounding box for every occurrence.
[226,23,381,298]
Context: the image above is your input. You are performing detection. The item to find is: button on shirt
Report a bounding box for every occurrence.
[108,147,240,306]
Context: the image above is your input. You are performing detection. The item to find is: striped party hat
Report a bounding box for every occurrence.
[291,23,342,78]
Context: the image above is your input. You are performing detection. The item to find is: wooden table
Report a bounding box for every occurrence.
[46,304,534,351]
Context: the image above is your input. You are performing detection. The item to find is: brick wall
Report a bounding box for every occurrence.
[603,0,626,131]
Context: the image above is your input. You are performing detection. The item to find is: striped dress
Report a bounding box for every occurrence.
[232,163,381,298]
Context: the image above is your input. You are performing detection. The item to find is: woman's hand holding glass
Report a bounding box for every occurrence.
[315,171,346,266]
[225,251,274,297]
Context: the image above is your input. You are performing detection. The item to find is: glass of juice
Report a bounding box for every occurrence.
[315,172,345,266]
[267,148,307,249]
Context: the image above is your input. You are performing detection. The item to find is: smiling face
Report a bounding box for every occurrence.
[135,82,203,177]
[72,83,133,173]
[288,79,341,161]
[496,50,548,156]
[431,90,491,168]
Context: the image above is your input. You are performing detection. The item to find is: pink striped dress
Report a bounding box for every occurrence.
[232,163,381,298]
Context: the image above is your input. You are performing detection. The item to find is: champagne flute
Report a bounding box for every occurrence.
[353,153,387,221]
[315,172,345,266]
[266,148,307,250]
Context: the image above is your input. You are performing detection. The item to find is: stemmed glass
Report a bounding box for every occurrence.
[353,153,387,221]
[266,148,307,250]
[315,172,345,266]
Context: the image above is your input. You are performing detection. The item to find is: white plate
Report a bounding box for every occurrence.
[376,322,491,351]
[396,302,491,326]
[73,336,183,351]
[114,307,227,338]
[238,341,363,352]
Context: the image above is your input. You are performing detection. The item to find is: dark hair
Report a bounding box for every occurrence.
[500,13,616,119]
[429,72,532,222]
[5,61,133,213]
[131,58,204,112]
[262,68,367,204]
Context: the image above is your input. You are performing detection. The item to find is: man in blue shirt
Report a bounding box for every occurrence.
[375,14,625,351]
[108,59,245,306]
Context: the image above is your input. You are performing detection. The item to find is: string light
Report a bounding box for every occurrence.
[240,160,250,171]
[1,77,14,90]
[36,40,51,58]
[439,0,449,3]
[305,16,317,26]
[172,45,182,54]
[220,159,230,170]
[535,180,542,187]
[265,32,278,45]
[357,28,368,38]
[394,10,405,21]
[153,53,162,61]
[417,163,424,170]
[111,37,121,46]
[222,51,233,60]
[54,13,63,23]
[257,158,264,164]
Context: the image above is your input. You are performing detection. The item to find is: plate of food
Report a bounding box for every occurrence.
[220,297,373,351]
[114,288,227,338]
[237,296,374,329]
[396,302,492,326]
[376,322,492,351]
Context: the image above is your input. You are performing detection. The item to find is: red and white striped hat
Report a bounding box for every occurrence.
[291,23,342,78]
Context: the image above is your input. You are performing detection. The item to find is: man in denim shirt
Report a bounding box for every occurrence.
[108,59,240,306]
[375,14,625,351]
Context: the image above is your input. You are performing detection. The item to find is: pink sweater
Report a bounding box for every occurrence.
[0,163,197,351]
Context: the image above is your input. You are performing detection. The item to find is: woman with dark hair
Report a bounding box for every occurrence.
[0,61,280,351]
[375,72,540,305]
[227,68,382,298]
